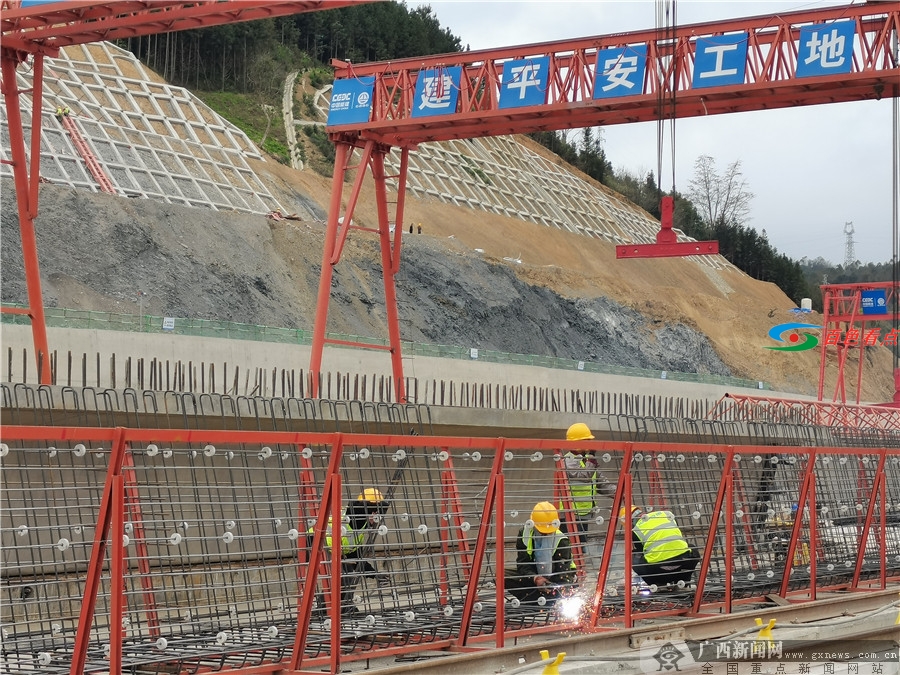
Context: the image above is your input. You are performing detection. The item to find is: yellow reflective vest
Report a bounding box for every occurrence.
[308,515,364,555]
[633,510,689,563]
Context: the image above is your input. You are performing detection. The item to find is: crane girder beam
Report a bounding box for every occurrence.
[328,3,900,146]
[343,72,896,146]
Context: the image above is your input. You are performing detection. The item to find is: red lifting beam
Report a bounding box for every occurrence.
[61,114,118,194]
[615,195,719,259]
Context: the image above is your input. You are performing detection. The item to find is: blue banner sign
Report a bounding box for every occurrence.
[692,34,749,89]
[796,20,855,78]
[327,76,375,126]
[593,45,647,99]
[860,289,887,315]
[411,66,462,118]
[499,57,550,109]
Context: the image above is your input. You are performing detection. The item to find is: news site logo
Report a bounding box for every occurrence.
[766,322,820,352]
[766,323,900,351]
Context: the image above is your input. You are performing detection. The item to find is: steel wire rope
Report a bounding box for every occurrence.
[655,0,677,210]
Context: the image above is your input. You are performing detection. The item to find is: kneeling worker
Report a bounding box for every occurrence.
[309,488,391,618]
[623,505,699,588]
[506,502,577,606]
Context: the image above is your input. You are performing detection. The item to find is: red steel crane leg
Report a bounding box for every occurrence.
[309,140,409,402]
[1,51,52,384]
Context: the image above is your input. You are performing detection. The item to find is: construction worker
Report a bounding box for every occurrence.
[622,505,699,589]
[308,487,391,619]
[506,502,577,606]
[563,422,615,542]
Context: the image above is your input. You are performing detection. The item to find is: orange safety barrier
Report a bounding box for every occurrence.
[1,426,897,674]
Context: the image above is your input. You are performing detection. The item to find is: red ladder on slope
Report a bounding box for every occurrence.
[59,114,117,194]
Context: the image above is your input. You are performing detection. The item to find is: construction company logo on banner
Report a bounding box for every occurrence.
[861,289,888,315]
[765,322,821,352]
[499,57,550,108]
[327,76,375,126]
[412,66,462,118]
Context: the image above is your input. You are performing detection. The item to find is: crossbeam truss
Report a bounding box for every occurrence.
[327,4,900,146]
[2,425,897,674]
[313,3,900,397]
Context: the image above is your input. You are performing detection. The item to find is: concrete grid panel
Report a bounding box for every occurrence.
[148,171,179,199]
[167,118,201,145]
[190,123,216,147]
[125,167,164,195]
[134,147,164,173]
[195,178,229,208]
[193,157,229,186]
[172,175,205,202]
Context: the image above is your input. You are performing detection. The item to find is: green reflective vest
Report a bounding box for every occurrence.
[563,452,596,516]
[522,525,577,572]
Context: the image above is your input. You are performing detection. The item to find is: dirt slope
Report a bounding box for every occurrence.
[2,152,894,401]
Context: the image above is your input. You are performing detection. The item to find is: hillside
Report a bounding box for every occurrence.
[1,157,894,402]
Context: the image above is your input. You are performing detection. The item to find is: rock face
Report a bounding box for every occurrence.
[0,176,731,377]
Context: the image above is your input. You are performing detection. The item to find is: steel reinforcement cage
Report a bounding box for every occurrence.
[1,421,898,675]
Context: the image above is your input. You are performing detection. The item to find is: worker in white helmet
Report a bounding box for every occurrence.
[562,422,615,544]
[308,487,391,619]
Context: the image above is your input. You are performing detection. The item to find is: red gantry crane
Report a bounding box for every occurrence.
[313,2,900,401]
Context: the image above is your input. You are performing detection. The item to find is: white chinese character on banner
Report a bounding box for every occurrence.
[601,55,639,92]
[804,29,847,68]
[419,73,455,109]
[507,63,543,100]
[698,43,739,79]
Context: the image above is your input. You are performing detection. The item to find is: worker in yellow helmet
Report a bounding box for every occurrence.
[505,502,577,607]
[562,422,614,544]
[622,505,699,589]
[308,487,391,619]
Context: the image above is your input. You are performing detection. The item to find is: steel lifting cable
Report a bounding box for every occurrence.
[656,0,678,204]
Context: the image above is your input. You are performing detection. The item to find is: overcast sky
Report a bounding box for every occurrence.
[408,0,898,266]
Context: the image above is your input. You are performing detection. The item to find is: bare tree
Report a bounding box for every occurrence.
[687,155,754,227]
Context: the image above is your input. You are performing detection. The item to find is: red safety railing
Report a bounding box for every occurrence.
[0,426,897,674]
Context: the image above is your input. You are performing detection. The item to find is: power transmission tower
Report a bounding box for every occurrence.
[843,222,856,268]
